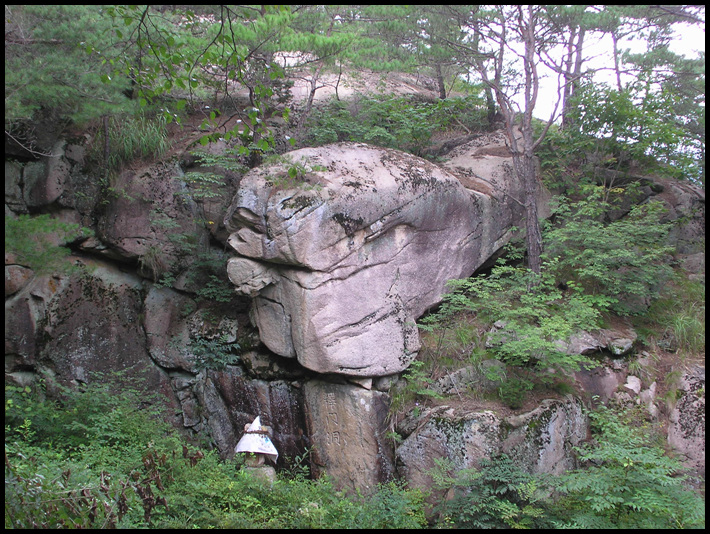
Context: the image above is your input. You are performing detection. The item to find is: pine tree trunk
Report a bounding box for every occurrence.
[511,147,542,275]
[522,154,542,274]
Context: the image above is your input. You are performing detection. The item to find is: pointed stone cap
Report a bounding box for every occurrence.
[235,416,278,463]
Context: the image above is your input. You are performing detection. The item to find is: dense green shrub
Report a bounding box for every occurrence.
[5,5,132,127]
[544,185,675,315]
[429,405,705,530]
[431,454,550,529]
[554,404,705,528]
[426,252,597,407]
[5,376,182,528]
[421,178,678,407]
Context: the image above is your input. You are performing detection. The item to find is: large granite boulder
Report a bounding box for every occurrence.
[225,140,544,377]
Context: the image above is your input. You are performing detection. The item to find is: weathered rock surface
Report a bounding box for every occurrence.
[395,396,588,497]
[95,162,212,279]
[304,379,395,492]
[5,253,34,297]
[668,365,705,478]
[655,178,705,255]
[5,117,704,494]
[200,369,308,463]
[225,139,545,376]
[3,254,307,465]
[560,325,638,357]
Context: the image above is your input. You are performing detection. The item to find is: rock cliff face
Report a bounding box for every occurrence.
[5,117,705,493]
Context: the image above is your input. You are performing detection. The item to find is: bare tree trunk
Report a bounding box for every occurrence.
[103,115,110,166]
[612,32,623,92]
[515,152,543,274]
[472,5,560,275]
[435,63,447,99]
[293,61,325,142]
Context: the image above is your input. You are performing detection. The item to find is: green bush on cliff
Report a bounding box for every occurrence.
[5,5,132,127]
[421,185,678,407]
[543,186,675,315]
[432,253,597,408]
[428,404,704,529]
[431,454,550,529]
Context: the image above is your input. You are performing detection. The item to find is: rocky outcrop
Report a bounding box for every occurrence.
[4,252,308,465]
[654,178,705,255]
[668,365,705,478]
[94,161,211,281]
[5,117,704,496]
[224,138,546,377]
[395,396,588,498]
[5,257,177,408]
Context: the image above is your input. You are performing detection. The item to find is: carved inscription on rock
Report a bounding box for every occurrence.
[304,380,395,493]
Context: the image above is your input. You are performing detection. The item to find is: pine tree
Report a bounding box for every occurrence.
[5,5,133,153]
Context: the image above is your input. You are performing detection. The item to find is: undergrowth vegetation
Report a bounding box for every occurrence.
[634,276,705,358]
[88,112,172,174]
[430,404,704,529]
[6,377,703,529]
[413,183,683,410]
[304,93,490,156]
[4,376,427,529]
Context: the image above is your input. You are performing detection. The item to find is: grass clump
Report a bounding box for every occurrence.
[89,112,171,172]
[633,276,705,358]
